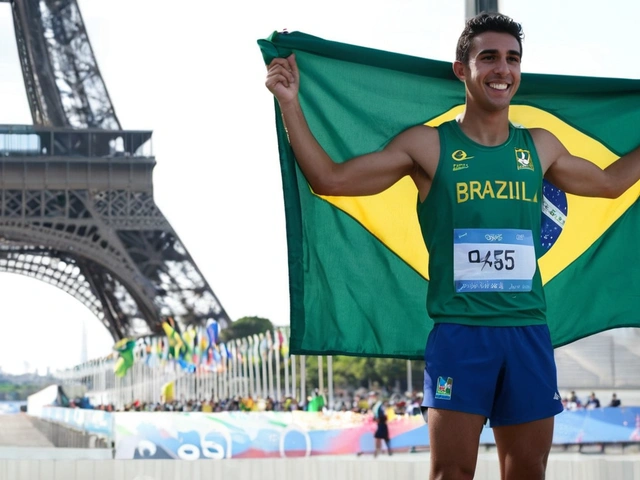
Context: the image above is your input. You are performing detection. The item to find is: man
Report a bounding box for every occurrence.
[372,398,392,458]
[609,393,622,407]
[586,392,601,409]
[265,13,640,480]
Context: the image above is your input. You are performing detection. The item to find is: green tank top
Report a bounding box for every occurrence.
[418,119,547,327]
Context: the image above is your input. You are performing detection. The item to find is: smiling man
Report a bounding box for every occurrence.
[265,12,640,480]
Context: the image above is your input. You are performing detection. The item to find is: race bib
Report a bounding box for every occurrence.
[453,228,536,293]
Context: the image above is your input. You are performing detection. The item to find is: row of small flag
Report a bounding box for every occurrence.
[113,319,290,377]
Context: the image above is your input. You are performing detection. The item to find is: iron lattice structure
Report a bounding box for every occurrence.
[0,0,231,338]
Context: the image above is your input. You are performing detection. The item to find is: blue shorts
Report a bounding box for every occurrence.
[421,323,564,427]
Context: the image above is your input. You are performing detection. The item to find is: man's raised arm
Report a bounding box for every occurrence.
[265,54,426,197]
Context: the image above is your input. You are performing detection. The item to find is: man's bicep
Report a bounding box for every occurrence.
[535,128,607,197]
[545,153,608,197]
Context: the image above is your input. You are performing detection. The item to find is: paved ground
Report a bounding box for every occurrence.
[0,414,53,447]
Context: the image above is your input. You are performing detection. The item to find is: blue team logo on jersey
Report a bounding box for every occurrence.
[435,376,453,400]
[541,180,568,253]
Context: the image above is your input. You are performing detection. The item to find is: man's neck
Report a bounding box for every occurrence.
[456,105,511,146]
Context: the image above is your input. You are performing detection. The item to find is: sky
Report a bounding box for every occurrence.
[0,0,637,374]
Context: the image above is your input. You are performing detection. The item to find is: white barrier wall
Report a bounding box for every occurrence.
[27,385,59,418]
[39,407,113,438]
[0,453,639,480]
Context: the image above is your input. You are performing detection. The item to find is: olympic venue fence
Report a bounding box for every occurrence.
[25,404,640,460]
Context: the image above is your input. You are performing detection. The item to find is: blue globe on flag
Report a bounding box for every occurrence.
[541,180,568,253]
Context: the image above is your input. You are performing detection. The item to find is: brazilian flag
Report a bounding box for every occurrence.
[258,31,640,359]
[113,338,136,377]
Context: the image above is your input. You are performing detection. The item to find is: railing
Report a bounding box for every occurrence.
[0,125,153,158]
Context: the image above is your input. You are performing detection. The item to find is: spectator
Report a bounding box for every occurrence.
[201,399,213,413]
[373,399,392,458]
[307,389,325,412]
[585,392,600,409]
[565,391,580,410]
[568,391,581,409]
[609,393,622,407]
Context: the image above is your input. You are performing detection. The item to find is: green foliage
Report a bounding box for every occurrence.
[301,356,423,394]
[219,317,423,397]
[220,316,274,343]
[0,382,51,401]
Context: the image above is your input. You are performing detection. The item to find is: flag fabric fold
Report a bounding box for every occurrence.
[113,338,136,377]
[259,31,640,359]
[162,320,184,359]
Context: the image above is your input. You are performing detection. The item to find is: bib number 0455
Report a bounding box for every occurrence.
[453,228,536,292]
[467,249,515,271]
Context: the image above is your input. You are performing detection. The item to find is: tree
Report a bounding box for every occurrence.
[220,316,274,343]
[303,355,424,394]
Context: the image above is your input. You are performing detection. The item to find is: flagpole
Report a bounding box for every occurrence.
[281,328,289,401]
[260,334,268,401]
[327,356,334,410]
[222,344,228,401]
[212,363,218,402]
[267,331,275,401]
[237,340,242,398]
[317,356,324,400]
[275,331,282,402]
[241,339,247,398]
[253,334,262,399]
[291,354,296,407]
[223,351,228,402]
[300,355,306,409]
[247,337,254,398]
[231,340,237,399]
[283,352,289,400]
[232,342,238,400]
[206,368,211,403]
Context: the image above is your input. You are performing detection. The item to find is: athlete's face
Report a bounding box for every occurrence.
[454,31,522,112]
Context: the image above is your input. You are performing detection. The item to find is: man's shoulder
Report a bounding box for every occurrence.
[527,127,565,164]
[528,127,558,143]
[394,124,440,146]
[401,123,439,136]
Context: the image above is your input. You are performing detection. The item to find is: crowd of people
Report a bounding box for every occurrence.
[71,388,629,415]
[70,389,425,418]
[562,391,622,410]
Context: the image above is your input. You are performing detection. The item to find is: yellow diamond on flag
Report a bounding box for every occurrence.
[319,105,637,284]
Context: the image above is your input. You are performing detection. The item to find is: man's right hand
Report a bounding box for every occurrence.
[265,54,300,105]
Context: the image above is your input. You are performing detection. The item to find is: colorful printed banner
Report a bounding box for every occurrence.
[111,409,640,460]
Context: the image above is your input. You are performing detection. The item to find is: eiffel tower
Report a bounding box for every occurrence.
[0,0,231,339]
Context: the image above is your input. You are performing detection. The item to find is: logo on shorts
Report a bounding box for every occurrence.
[435,376,453,400]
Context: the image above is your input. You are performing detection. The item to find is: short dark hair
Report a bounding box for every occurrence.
[456,13,524,63]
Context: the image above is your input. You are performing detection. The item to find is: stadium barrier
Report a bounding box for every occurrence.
[34,406,640,460]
